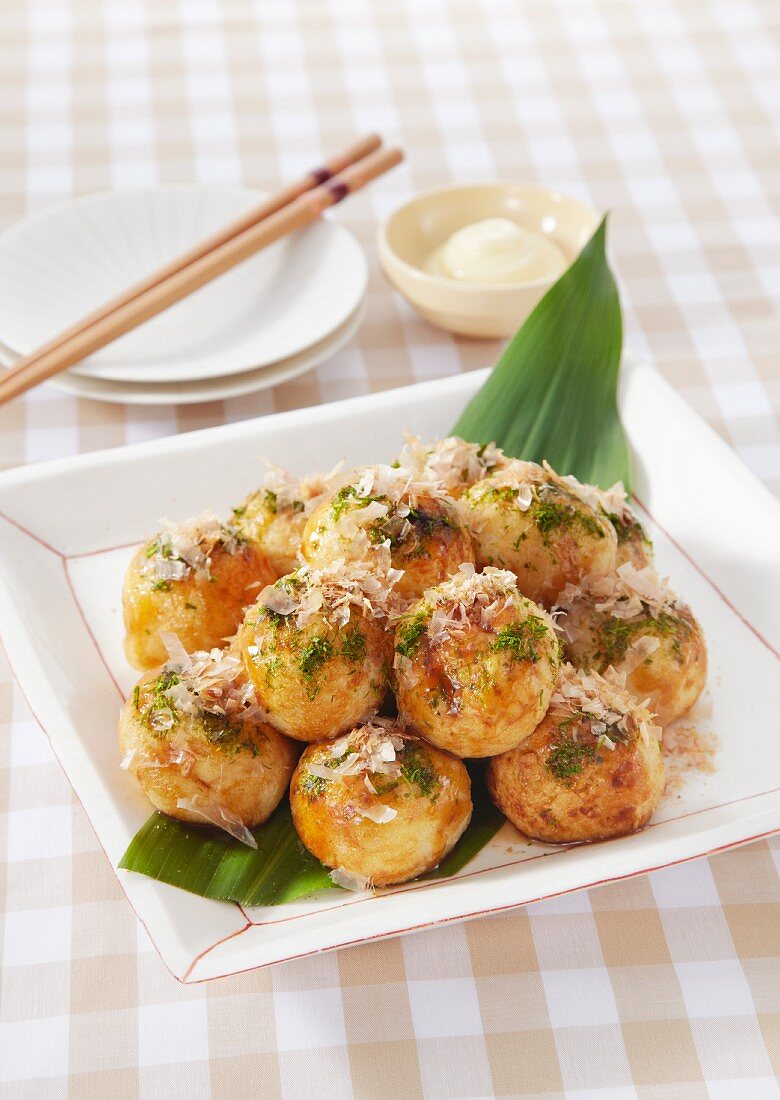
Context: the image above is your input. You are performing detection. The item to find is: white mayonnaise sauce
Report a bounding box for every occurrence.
[426,217,567,285]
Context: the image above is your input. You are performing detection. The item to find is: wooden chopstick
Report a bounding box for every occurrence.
[0,135,394,405]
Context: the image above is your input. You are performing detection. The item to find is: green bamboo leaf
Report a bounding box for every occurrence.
[119,782,505,905]
[120,803,333,906]
[453,216,631,491]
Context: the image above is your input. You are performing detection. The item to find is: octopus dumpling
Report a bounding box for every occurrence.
[487,664,665,843]
[458,460,617,607]
[290,717,472,887]
[118,643,297,845]
[231,463,342,577]
[122,513,275,670]
[235,559,396,742]
[393,565,560,757]
[554,563,707,725]
[301,464,474,603]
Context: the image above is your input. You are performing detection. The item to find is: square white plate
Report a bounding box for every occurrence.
[1,357,778,982]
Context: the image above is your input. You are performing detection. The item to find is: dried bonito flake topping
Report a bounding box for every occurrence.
[305,717,404,782]
[329,866,373,892]
[550,663,661,750]
[434,562,522,614]
[119,740,197,775]
[142,511,245,583]
[404,563,549,640]
[176,794,257,848]
[330,462,448,529]
[482,458,613,506]
[143,633,268,729]
[459,460,575,542]
[303,717,433,826]
[557,470,635,525]
[249,459,344,516]
[257,556,404,627]
[554,563,684,624]
[361,461,445,502]
[473,457,540,503]
[121,639,272,849]
[396,434,507,494]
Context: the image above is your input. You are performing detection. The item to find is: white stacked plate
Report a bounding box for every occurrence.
[0,186,368,404]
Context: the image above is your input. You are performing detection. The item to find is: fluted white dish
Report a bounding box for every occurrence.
[0,185,367,384]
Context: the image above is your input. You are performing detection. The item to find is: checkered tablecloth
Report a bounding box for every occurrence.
[1,0,778,1096]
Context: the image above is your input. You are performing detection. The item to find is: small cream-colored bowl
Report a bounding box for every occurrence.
[378,182,600,338]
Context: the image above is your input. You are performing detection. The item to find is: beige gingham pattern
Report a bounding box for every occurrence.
[1,0,779,1095]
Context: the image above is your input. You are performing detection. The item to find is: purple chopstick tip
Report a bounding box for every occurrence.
[309,166,332,185]
[327,179,349,204]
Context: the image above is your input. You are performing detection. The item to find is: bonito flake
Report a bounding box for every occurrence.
[396,434,507,495]
[256,460,344,516]
[257,556,403,629]
[303,717,425,826]
[555,563,684,626]
[154,634,267,727]
[143,511,244,583]
[550,664,660,749]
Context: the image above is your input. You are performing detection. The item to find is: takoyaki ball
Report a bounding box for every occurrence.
[123,513,275,670]
[231,464,341,578]
[554,564,707,726]
[487,664,665,843]
[459,460,617,607]
[561,474,653,570]
[118,646,297,846]
[235,561,395,742]
[394,565,560,758]
[396,434,509,499]
[290,717,472,887]
[301,464,474,603]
